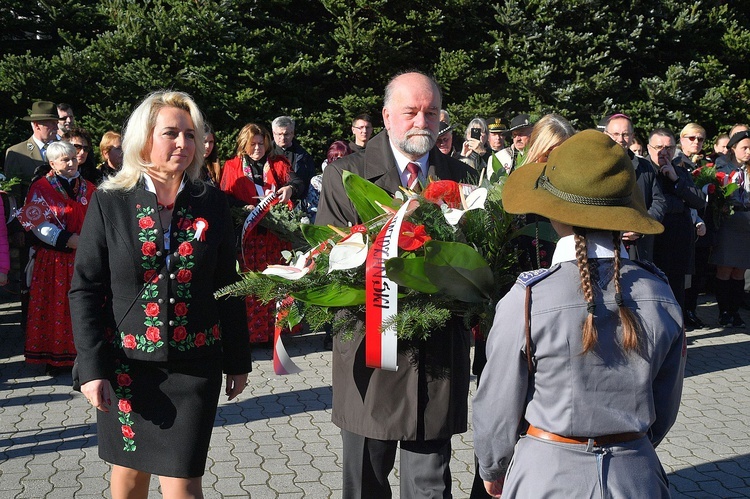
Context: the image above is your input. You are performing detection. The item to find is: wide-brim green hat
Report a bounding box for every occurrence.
[21,101,58,121]
[502,129,663,235]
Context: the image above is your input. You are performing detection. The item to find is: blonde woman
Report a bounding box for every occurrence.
[70,91,250,498]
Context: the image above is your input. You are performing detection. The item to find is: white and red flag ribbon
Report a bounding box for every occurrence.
[364,199,415,371]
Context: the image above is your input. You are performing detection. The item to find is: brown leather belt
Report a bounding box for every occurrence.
[526,424,645,447]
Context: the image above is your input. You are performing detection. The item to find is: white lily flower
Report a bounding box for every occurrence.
[263,252,314,280]
[328,232,369,272]
[443,187,488,225]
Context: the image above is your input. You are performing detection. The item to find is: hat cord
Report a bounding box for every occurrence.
[536,174,631,207]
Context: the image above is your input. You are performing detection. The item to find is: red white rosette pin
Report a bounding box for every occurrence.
[192,218,208,241]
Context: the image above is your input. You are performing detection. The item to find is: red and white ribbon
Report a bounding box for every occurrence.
[364,199,415,371]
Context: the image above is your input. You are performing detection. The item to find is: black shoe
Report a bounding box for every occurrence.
[684,310,705,329]
[719,311,732,327]
[732,313,746,328]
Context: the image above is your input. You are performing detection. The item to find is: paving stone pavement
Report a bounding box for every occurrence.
[2,295,750,498]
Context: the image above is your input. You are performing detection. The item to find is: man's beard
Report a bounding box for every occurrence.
[395,129,436,156]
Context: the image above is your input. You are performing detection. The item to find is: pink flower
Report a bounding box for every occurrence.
[173,326,187,342]
[117,373,132,386]
[121,425,135,439]
[122,335,136,350]
[194,332,206,347]
[118,399,132,413]
[174,302,188,316]
[145,303,160,317]
[141,241,157,256]
[138,216,155,229]
[178,242,193,256]
[145,327,161,343]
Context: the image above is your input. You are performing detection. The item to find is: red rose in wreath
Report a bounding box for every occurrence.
[118,399,132,413]
[141,241,157,256]
[145,327,161,343]
[178,241,193,256]
[176,269,192,283]
[194,332,206,347]
[422,180,462,209]
[174,302,188,316]
[144,303,160,317]
[173,326,187,342]
[117,373,133,387]
[121,425,135,439]
[122,335,137,350]
[139,216,155,229]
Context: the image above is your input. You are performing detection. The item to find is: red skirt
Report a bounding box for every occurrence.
[241,230,291,344]
[25,247,77,366]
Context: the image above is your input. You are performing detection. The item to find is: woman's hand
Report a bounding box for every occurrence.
[81,379,114,412]
[696,221,707,237]
[66,233,80,249]
[225,373,248,401]
[276,185,293,203]
[484,478,505,497]
[461,138,480,157]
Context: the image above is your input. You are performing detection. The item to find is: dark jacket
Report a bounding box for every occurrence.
[69,179,251,386]
[272,140,316,196]
[629,152,667,262]
[4,135,45,182]
[316,130,474,441]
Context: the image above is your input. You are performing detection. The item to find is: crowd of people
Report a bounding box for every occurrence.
[0,70,748,497]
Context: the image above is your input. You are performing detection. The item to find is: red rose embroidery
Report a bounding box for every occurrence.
[144,270,158,283]
[122,425,135,439]
[212,324,221,339]
[178,218,192,230]
[173,326,187,342]
[176,269,192,283]
[117,373,132,386]
[122,335,136,350]
[145,326,161,343]
[194,332,206,347]
[141,241,157,256]
[139,216,155,229]
[118,399,132,413]
[145,303,160,317]
[174,302,188,316]
[178,241,193,256]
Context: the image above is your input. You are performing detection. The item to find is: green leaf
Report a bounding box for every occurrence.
[292,283,366,307]
[342,170,394,223]
[385,257,440,294]
[301,224,336,246]
[423,241,493,302]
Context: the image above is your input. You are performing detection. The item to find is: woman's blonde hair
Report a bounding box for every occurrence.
[100,91,205,191]
[679,123,706,138]
[235,123,271,157]
[521,114,576,166]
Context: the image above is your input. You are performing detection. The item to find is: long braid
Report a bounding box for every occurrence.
[612,231,641,352]
[574,230,598,353]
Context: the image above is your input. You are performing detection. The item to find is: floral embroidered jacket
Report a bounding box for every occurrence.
[69,179,251,385]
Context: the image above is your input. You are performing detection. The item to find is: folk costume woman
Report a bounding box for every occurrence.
[709,130,750,328]
[473,130,686,498]
[69,91,250,498]
[220,123,304,344]
[24,141,95,370]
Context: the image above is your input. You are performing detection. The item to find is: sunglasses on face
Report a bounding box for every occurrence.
[72,143,91,152]
[683,135,705,142]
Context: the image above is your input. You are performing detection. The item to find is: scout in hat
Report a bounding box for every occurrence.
[5,100,59,182]
[495,113,534,175]
[474,129,684,498]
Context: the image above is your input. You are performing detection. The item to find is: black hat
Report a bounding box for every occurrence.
[487,117,507,133]
[22,101,58,122]
[508,114,533,132]
[727,130,750,150]
[438,121,453,136]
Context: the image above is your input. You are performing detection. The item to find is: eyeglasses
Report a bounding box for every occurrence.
[648,144,676,152]
[58,116,74,122]
[683,135,705,142]
[71,143,90,152]
[607,132,632,140]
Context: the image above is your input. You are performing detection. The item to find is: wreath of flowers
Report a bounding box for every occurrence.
[217,172,541,341]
